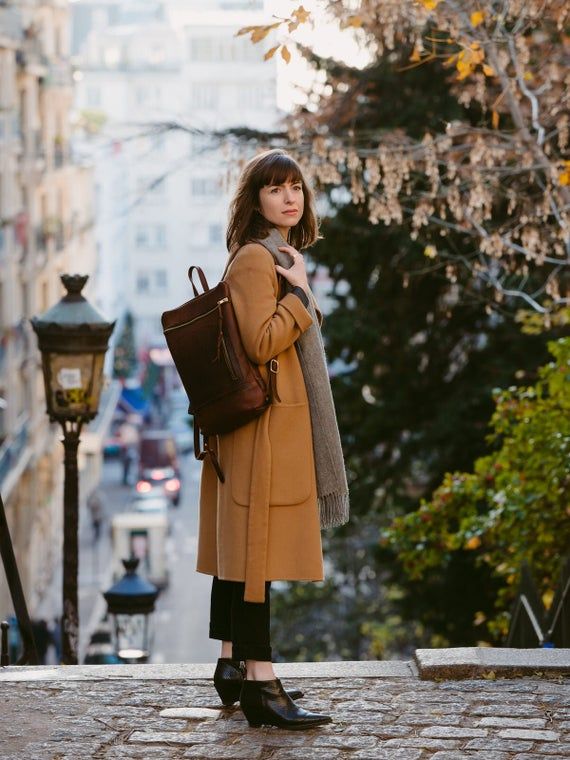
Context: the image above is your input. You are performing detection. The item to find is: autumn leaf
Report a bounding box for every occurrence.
[465,536,482,550]
[424,244,437,258]
[281,45,291,64]
[344,15,364,28]
[419,0,441,9]
[456,59,473,80]
[264,45,279,61]
[251,27,272,43]
[492,110,500,129]
[558,160,570,186]
[542,588,554,610]
[469,42,485,64]
[483,64,495,77]
[292,5,310,24]
[409,47,422,62]
[236,25,256,37]
[240,22,280,44]
[471,10,485,27]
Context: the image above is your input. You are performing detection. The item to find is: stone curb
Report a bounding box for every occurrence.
[0,659,415,682]
[415,647,570,680]
[1,648,569,683]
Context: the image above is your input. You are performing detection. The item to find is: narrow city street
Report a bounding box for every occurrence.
[77,448,217,664]
[151,453,218,664]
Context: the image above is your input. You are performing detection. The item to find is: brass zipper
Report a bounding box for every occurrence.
[164,297,229,333]
[221,335,239,380]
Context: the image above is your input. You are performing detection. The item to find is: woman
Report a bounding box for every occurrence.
[196,148,349,729]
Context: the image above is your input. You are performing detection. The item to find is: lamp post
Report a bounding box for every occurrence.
[103,558,159,663]
[31,274,115,664]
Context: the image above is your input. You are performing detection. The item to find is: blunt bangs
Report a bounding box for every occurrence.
[226,148,320,255]
[257,154,303,190]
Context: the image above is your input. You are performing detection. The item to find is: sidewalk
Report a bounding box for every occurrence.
[1,650,568,759]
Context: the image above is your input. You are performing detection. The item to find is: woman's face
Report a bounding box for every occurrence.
[258,179,304,232]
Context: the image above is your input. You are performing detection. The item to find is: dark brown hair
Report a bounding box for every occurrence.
[226,149,320,258]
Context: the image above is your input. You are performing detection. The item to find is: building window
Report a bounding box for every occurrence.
[238,84,270,109]
[155,270,167,290]
[191,83,218,109]
[209,224,223,244]
[136,271,150,293]
[191,178,219,197]
[135,224,167,249]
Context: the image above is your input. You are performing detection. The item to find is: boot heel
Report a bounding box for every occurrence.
[214,682,240,706]
[213,659,244,706]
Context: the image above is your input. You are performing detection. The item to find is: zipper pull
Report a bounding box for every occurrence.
[212,298,226,363]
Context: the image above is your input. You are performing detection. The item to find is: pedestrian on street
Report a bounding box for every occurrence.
[87,489,104,544]
[196,149,349,730]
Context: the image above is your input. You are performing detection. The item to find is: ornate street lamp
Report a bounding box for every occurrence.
[103,558,159,663]
[31,274,115,664]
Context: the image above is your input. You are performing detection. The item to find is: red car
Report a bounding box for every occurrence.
[137,430,181,506]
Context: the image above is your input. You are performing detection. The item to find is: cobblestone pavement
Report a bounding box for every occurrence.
[1,663,568,759]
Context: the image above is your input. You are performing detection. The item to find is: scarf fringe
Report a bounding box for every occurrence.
[318,492,350,529]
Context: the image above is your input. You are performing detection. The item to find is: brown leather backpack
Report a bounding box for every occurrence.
[161,266,278,482]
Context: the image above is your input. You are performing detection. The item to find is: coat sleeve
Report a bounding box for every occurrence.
[226,243,313,365]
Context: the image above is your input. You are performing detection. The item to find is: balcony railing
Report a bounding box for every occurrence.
[0,418,30,491]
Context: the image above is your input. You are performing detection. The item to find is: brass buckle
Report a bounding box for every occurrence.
[269,358,279,373]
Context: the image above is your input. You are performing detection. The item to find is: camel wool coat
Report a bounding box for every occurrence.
[196,241,325,603]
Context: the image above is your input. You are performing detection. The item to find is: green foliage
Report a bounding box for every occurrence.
[112,311,138,379]
[516,306,570,336]
[269,46,558,657]
[383,338,570,638]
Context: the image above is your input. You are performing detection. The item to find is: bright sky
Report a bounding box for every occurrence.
[266,0,372,111]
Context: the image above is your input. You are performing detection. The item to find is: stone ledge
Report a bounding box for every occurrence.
[415,647,570,680]
[1,648,568,684]
[0,659,415,682]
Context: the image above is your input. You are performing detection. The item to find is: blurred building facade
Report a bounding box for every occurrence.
[72,0,279,350]
[0,0,97,621]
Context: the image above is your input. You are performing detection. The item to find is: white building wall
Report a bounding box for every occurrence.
[73,0,279,352]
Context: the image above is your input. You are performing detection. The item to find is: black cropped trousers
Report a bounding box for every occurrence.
[208,576,272,661]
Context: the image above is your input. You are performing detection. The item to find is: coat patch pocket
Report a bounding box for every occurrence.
[231,403,313,507]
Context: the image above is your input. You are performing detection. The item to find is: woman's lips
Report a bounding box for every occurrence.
[283,210,298,215]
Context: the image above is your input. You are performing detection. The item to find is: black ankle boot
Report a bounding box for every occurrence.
[213,659,304,706]
[240,678,332,729]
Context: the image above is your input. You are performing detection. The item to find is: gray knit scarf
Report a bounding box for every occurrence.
[255,228,350,530]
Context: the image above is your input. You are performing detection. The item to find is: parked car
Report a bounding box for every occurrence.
[137,430,181,505]
[130,492,170,517]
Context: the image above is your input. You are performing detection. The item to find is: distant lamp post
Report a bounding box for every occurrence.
[103,558,159,663]
[31,274,115,664]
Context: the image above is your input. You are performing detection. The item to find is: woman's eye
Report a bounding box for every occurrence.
[270,188,280,193]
